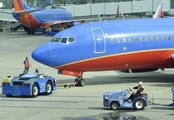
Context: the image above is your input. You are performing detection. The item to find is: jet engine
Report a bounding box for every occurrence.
[118,68,159,73]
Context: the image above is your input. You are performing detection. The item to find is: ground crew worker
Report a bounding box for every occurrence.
[129,81,145,100]
[23,57,32,74]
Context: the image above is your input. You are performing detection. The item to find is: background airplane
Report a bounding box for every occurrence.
[31,3,166,87]
[0,1,164,34]
[0,0,85,34]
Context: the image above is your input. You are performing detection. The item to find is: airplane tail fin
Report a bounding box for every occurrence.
[115,4,119,18]
[14,0,31,11]
[153,3,164,18]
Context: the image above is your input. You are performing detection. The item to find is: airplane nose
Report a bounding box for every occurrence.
[31,42,51,66]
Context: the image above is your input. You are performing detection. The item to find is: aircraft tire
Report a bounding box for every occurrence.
[75,78,80,86]
[79,78,85,87]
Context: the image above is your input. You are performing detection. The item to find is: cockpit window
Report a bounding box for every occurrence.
[60,38,67,43]
[68,37,75,43]
[50,37,76,44]
[50,37,61,42]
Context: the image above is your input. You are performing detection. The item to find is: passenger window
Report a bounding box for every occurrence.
[134,37,138,42]
[111,38,115,43]
[123,38,126,43]
[117,38,121,43]
[145,37,149,42]
[168,36,171,40]
[128,37,132,42]
[140,37,143,42]
[156,36,160,41]
[60,38,67,43]
[68,37,75,43]
[151,36,154,41]
[162,36,166,40]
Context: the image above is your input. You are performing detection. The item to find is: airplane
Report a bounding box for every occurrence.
[0,0,85,34]
[31,3,168,87]
[0,1,163,34]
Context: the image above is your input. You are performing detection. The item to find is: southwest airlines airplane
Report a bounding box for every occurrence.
[0,1,163,35]
[0,0,83,34]
[32,4,165,87]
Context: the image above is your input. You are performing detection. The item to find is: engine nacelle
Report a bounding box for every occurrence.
[118,68,159,73]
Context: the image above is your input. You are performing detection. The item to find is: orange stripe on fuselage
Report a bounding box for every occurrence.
[55,49,174,71]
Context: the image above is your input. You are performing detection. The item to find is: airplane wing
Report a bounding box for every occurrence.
[0,18,18,22]
[0,10,18,22]
[40,19,83,28]
[0,10,12,14]
[0,8,43,15]
[17,9,44,15]
[41,16,118,28]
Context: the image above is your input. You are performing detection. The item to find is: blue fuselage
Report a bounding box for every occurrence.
[32,18,174,71]
[13,8,73,23]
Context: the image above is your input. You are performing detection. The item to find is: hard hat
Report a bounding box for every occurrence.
[139,81,143,85]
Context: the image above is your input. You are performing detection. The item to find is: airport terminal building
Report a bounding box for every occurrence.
[0,0,174,18]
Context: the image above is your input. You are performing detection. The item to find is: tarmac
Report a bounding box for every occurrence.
[0,32,174,120]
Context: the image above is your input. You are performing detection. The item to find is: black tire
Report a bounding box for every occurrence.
[45,81,53,95]
[75,78,80,86]
[6,95,13,97]
[133,99,145,110]
[79,78,85,87]
[32,83,39,98]
[110,102,119,110]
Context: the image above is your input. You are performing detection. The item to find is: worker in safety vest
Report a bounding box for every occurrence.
[129,81,145,100]
[23,57,32,74]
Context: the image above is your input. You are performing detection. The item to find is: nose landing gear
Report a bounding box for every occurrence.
[75,77,85,87]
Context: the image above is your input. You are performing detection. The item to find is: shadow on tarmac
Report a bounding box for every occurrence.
[55,71,174,87]
[63,111,150,120]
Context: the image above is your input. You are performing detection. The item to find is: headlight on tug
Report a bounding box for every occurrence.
[105,95,109,99]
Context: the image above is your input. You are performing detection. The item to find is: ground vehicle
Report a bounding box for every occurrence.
[103,88,148,110]
[2,73,57,97]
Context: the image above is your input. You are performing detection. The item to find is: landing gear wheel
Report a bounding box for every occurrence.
[32,83,39,98]
[45,81,53,95]
[133,99,145,110]
[75,77,85,87]
[110,102,119,110]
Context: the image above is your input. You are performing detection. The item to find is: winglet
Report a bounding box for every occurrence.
[115,4,119,18]
[153,3,164,18]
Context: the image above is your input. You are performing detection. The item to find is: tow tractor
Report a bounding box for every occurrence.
[2,73,57,97]
[103,88,148,110]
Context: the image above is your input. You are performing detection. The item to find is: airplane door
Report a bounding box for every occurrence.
[91,28,106,53]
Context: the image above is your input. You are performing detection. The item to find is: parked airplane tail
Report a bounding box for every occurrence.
[153,3,164,18]
[115,4,119,18]
[14,0,31,11]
